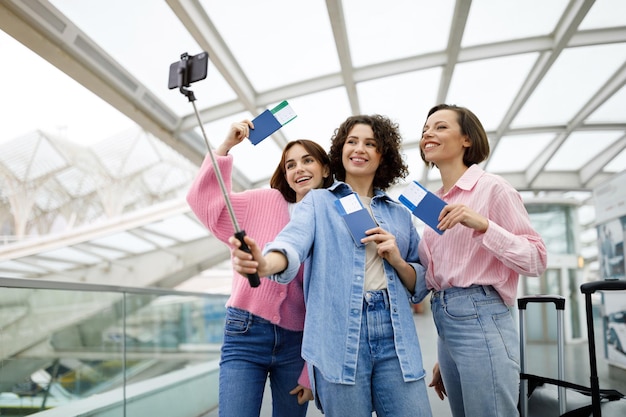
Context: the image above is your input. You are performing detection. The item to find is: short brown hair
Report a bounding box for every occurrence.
[420,104,490,167]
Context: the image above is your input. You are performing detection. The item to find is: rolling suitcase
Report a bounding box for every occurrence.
[518,295,568,417]
[518,281,626,417]
[579,280,626,416]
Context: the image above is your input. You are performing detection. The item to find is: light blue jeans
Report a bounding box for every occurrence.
[314,290,433,417]
[218,307,308,417]
[431,285,520,417]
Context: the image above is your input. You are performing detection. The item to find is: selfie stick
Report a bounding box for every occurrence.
[176,53,260,287]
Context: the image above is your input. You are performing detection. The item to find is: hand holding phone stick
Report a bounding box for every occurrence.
[170,52,260,287]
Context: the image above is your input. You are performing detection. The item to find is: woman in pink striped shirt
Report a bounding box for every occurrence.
[418,104,547,417]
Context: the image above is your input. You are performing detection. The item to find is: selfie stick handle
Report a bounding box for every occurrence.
[179,62,260,288]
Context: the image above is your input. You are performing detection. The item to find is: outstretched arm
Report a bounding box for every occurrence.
[228,234,287,277]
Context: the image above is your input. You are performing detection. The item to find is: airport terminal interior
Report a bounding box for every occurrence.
[0,0,625,416]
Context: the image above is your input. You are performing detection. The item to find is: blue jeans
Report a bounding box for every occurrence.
[314,290,432,417]
[431,285,520,417]
[218,307,308,417]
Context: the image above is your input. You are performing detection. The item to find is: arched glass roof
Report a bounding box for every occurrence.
[1,0,625,283]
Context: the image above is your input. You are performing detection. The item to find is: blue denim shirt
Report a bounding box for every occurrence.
[264,181,429,384]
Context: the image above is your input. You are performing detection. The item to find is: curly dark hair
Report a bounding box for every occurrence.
[270,139,333,203]
[420,104,490,168]
[329,114,408,191]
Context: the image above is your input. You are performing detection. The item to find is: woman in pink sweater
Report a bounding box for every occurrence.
[186,120,333,417]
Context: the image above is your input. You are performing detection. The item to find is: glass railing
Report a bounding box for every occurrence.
[0,277,227,416]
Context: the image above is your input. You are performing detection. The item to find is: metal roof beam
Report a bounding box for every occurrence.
[326,0,360,114]
[0,0,202,165]
[166,0,256,111]
[436,0,472,104]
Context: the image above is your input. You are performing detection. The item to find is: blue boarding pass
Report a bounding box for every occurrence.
[398,181,447,235]
[248,101,297,145]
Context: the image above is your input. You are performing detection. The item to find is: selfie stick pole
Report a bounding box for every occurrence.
[177,54,260,287]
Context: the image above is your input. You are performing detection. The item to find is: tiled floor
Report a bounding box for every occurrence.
[204,304,626,417]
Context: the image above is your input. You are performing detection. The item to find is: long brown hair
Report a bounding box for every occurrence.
[270,139,333,203]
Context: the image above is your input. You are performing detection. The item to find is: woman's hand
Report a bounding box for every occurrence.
[228,234,266,276]
[216,120,253,156]
[289,385,314,405]
[437,204,489,233]
[428,362,447,400]
[228,235,287,277]
[361,226,402,265]
[361,226,416,290]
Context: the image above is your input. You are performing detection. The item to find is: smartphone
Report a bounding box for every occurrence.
[168,52,209,89]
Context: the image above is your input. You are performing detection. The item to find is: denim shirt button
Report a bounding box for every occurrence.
[357,275,362,280]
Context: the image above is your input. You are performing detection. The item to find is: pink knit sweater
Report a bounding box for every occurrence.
[186,153,306,332]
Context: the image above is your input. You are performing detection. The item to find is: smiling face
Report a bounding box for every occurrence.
[342,123,382,184]
[284,143,330,202]
[421,109,471,168]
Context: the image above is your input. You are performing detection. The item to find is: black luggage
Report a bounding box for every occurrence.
[579,280,626,416]
[518,295,568,416]
[518,280,626,417]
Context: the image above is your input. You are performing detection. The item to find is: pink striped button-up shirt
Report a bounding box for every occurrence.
[418,164,547,305]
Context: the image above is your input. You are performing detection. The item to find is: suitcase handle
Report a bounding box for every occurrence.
[580,279,626,417]
[581,280,626,294]
[518,295,565,310]
[518,294,567,416]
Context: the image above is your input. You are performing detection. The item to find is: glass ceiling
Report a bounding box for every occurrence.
[0,0,625,284]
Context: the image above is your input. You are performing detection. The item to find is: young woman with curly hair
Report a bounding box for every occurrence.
[230,114,433,417]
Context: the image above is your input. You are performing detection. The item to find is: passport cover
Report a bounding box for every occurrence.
[398,181,447,235]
